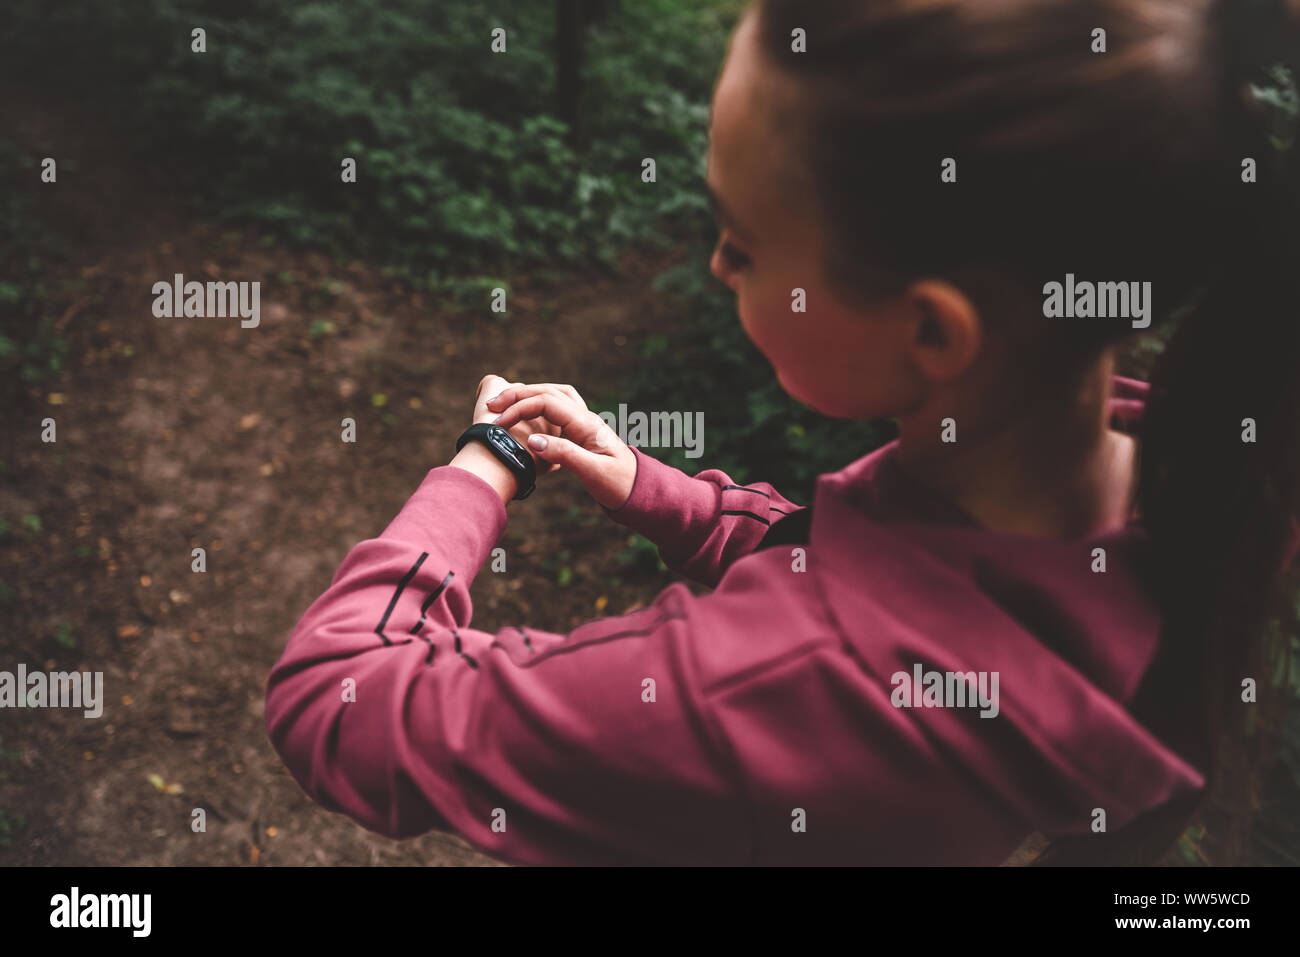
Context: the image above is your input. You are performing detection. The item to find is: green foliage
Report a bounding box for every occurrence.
[0,317,68,385]
[538,547,577,587]
[53,621,76,649]
[0,139,70,389]
[0,808,27,848]
[0,734,20,762]
[1249,64,1300,152]
[614,534,670,576]
[307,318,336,340]
[1175,823,1208,866]
[1,0,727,288]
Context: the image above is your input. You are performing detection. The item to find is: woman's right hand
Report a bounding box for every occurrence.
[486,382,638,512]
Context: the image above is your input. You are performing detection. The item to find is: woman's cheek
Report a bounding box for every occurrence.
[738,289,784,357]
[739,293,847,414]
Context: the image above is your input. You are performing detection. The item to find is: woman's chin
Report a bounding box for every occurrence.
[774,369,822,413]
[776,371,864,419]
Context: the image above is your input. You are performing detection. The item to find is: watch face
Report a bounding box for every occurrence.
[486,426,527,468]
[462,424,534,500]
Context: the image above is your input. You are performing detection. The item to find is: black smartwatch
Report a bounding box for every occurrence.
[455,423,538,501]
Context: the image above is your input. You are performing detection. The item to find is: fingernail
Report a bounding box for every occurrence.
[528,434,547,450]
[487,392,504,405]
[488,413,500,423]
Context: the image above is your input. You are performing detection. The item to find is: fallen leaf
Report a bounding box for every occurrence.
[595,596,608,612]
[48,393,65,405]
[116,624,141,639]
[139,575,152,587]
[239,412,262,430]
[147,773,165,791]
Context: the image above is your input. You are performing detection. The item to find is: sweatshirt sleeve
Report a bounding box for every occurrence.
[599,446,806,589]
[264,464,752,865]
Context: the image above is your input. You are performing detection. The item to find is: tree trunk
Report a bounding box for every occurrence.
[555,0,586,148]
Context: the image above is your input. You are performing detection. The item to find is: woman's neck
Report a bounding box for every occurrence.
[892,350,1138,540]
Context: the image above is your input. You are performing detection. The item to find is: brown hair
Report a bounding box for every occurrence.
[753,0,1300,864]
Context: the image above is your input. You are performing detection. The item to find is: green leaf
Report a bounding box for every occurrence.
[53,622,76,649]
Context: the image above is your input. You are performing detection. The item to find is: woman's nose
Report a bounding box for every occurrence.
[708,241,734,289]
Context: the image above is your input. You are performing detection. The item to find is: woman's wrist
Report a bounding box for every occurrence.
[450,441,519,504]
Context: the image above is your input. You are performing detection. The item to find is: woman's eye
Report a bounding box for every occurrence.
[719,241,750,271]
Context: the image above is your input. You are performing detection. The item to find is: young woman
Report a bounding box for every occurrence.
[266,0,1300,865]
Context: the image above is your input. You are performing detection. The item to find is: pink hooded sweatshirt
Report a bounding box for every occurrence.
[265,376,1210,864]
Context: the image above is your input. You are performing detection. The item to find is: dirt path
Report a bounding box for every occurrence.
[0,99,693,865]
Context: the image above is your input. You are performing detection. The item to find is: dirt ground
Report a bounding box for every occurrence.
[0,97,696,866]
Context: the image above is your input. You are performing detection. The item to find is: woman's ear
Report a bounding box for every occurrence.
[902,279,982,383]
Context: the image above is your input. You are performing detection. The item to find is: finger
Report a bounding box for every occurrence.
[525,434,611,484]
[493,393,605,441]
[536,383,587,411]
[491,392,581,430]
[474,374,510,418]
[473,401,554,429]
[485,382,549,410]
[477,374,508,401]
[526,384,583,433]
[486,382,586,412]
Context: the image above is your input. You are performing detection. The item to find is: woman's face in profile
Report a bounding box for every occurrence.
[705,7,920,422]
